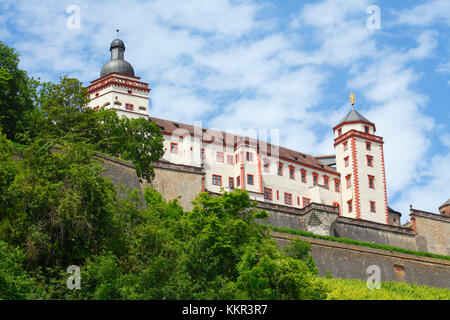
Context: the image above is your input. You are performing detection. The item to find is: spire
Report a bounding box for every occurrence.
[337,109,372,125]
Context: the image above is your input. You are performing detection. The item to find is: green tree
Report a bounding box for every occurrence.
[97,112,164,182]
[32,76,94,142]
[284,238,318,275]
[236,243,326,299]
[31,76,164,183]
[0,241,44,299]
[0,41,37,140]
[0,138,124,268]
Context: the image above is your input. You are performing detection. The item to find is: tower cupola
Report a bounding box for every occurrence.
[100,38,135,78]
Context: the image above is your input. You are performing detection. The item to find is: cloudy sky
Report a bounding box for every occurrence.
[1,0,449,221]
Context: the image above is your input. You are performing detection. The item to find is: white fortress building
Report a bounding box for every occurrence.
[88,38,390,226]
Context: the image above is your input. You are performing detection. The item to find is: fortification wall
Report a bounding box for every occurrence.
[96,154,145,204]
[273,231,450,289]
[411,209,450,256]
[140,160,205,211]
[333,216,417,251]
[255,201,339,236]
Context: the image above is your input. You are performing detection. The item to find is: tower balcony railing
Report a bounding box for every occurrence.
[334,129,383,146]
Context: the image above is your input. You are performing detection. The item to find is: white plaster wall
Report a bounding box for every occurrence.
[355,137,386,224]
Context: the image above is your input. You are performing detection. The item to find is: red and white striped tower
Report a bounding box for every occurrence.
[333,94,388,224]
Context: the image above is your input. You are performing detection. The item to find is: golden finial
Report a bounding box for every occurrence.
[350,93,355,109]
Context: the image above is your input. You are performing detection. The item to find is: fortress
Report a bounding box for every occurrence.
[87,38,449,286]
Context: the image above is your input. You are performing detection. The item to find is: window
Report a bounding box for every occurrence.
[227,155,234,165]
[246,152,253,162]
[289,166,295,180]
[346,175,352,189]
[170,143,178,153]
[125,103,134,111]
[235,154,240,164]
[216,151,224,163]
[333,202,341,215]
[247,174,254,185]
[237,176,241,187]
[264,188,273,200]
[212,175,222,186]
[297,197,300,206]
[370,201,376,213]
[344,156,349,168]
[201,148,205,159]
[263,160,270,173]
[324,176,329,189]
[303,197,311,207]
[229,177,234,189]
[348,200,352,213]
[367,155,373,167]
[301,169,307,183]
[338,128,342,136]
[365,125,369,133]
[334,179,340,192]
[276,190,279,200]
[278,163,283,176]
[343,141,348,151]
[284,193,292,205]
[366,142,371,151]
[368,175,375,189]
[312,173,318,186]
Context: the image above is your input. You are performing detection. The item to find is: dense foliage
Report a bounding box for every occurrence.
[0,133,328,299]
[0,42,36,140]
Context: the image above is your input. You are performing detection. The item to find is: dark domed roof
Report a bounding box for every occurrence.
[100,38,135,78]
[110,39,125,49]
[100,59,135,78]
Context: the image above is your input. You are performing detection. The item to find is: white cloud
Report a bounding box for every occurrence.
[392,144,450,214]
[394,0,450,26]
[149,0,264,37]
[436,62,450,73]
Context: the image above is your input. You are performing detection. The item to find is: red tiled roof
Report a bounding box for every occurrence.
[149,116,339,176]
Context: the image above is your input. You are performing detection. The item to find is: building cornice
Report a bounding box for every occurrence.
[334,129,384,147]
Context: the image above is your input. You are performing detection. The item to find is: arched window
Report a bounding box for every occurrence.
[332,202,341,216]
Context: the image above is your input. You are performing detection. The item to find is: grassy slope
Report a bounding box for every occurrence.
[321,278,450,300]
[267,225,450,261]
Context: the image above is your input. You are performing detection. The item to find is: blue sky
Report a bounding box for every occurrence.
[1,0,449,221]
